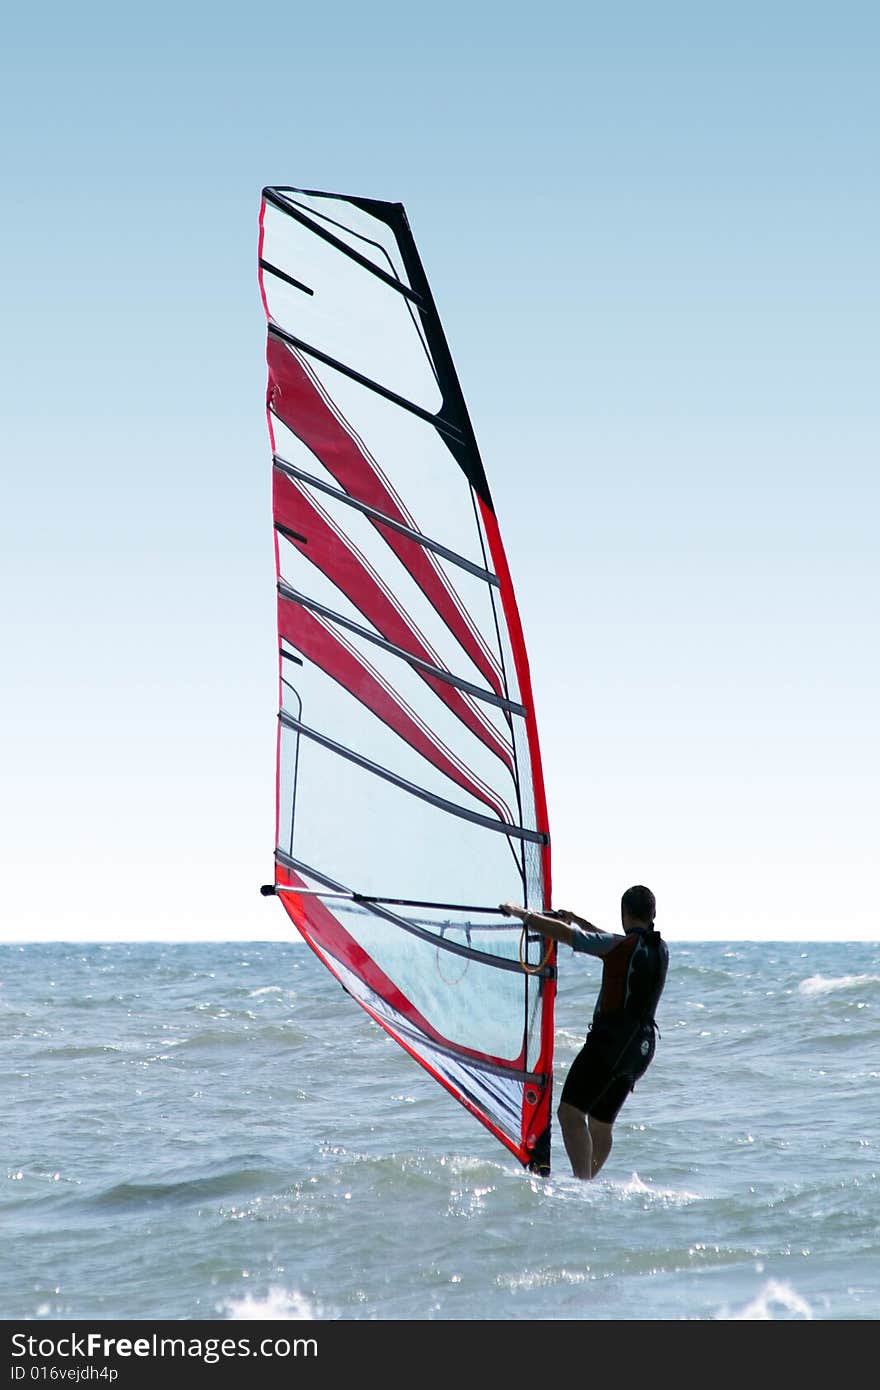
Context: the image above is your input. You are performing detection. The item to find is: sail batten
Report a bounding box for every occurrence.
[277,581,525,715]
[259,186,554,1169]
[272,453,500,586]
[268,323,463,439]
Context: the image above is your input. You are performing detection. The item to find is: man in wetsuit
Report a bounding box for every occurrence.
[500,886,668,1180]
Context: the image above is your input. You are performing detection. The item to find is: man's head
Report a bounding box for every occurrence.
[621,884,656,929]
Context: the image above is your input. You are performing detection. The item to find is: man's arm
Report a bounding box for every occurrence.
[499,902,592,948]
[554,908,603,934]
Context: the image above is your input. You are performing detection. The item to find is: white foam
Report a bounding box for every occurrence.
[497,1267,590,1291]
[223,1286,326,1320]
[613,1172,702,1205]
[717,1278,813,1320]
[799,973,880,996]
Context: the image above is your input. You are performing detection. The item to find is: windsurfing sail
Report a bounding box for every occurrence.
[257,186,554,1170]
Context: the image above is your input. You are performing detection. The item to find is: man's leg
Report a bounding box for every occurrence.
[557,1101,593,1179]
[587,1116,613,1176]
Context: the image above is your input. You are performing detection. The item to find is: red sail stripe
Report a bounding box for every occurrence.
[274,468,514,772]
[267,335,503,695]
[278,599,514,824]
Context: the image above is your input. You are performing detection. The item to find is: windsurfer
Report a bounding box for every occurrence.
[500,887,668,1180]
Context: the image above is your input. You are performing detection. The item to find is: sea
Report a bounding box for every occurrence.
[2,938,878,1330]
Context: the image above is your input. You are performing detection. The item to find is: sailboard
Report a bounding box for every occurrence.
[257,186,555,1171]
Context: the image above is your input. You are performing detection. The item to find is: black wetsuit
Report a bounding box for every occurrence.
[560,926,668,1124]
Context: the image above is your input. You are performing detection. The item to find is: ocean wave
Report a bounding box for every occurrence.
[92,1166,283,1209]
[31,1043,122,1060]
[155,1022,309,1052]
[799,973,880,996]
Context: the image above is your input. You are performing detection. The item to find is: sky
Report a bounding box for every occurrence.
[1,2,877,943]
